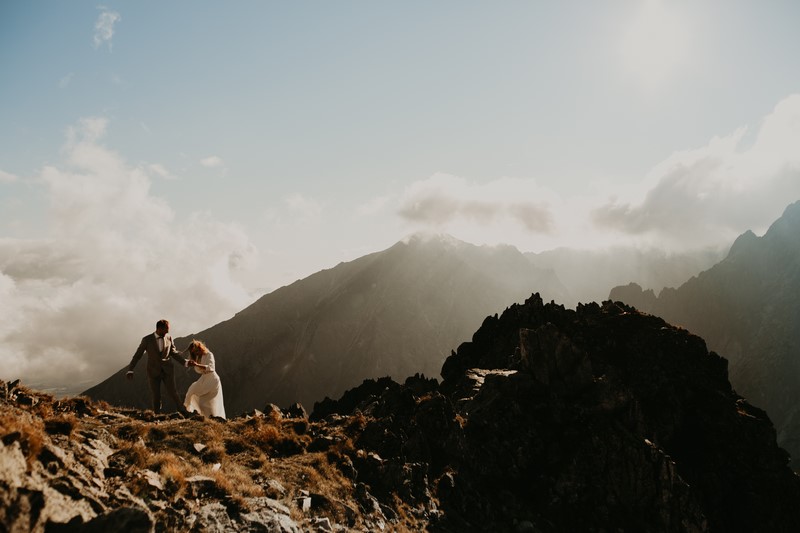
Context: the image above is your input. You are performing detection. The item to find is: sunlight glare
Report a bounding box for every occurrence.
[619,0,691,90]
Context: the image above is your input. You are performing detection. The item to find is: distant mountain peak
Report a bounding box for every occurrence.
[763,198,800,248]
[727,229,759,258]
[400,231,469,249]
[608,200,800,469]
[399,232,523,255]
[781,199,800,218]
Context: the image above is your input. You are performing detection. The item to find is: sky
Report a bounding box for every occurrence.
[2,1,800,392]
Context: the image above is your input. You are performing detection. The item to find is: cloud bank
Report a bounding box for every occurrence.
[0,118,257,392]
[398,173,554,233]
[0,170,18,183]
[397,95,800,251]
[593,95,800,248]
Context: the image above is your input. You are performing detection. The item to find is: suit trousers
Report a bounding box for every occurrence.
[147,370,182,413]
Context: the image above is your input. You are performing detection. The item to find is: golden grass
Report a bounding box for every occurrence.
[114,421,148,441]
[146,451,194,499]
[44,413,78,438]
[0,410,46,466]
[114,438,150,469]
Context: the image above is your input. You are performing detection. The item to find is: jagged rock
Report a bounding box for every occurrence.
[518,323,592,394]
[282,403,308,419]
[4,289,800,532]
[608,201,800,469]
[192,501,300,532]
[323,293,800,531]
[354,483,385,520]
[139,470,163,492]
[185,475,218,499]
[311,377,400,421]
[310,516,333,532]
[47,506,154,533]
[295,489,312,512]
[263,479,287,499]
[262,403,283,420]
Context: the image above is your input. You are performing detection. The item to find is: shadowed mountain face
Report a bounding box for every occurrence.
[610,200,800,467]
[313,295,800,531]
[84,235,569,415]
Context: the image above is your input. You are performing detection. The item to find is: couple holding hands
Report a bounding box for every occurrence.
[126,319,226,419]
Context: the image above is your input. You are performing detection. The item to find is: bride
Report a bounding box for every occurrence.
[184,340,226,419]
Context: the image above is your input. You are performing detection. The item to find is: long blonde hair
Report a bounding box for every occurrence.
[188,340,209,361]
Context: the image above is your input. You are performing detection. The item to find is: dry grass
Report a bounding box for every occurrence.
[200,443,226,464]
[346,411,368,432]
[114,438,150,469]
[0,383,414,531]
[234,416,311,457]
[44,413,78,438]
[0,410,46,466]
[261,451,357,525]
[263,452,350,497]
[29,399,55,419]
[114,421,148,441]
[147,451,194,499]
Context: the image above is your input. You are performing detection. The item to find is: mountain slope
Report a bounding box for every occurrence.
[316,294,800,531]
[610,200,800,466]
[527,245,724,307]
[85,235,569,415]
[6,295,800,531]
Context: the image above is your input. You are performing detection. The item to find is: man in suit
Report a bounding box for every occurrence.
[127,319,190,414]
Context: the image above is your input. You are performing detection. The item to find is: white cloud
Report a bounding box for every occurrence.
[356,195,391,217]
[397,173,554,233]
[284,193,322,219]
[93,8,121,50]
[0,118,258,392]
[395,96,800,252]
[200,156,225,168]
[593,94,800,248]
[57,73,74,89]
[67,116,108,145]
[146,163,177,180]
[0,170,19,183]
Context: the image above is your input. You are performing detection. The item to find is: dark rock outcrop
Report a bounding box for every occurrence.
[314,294,800,531]
[609,200,800,467]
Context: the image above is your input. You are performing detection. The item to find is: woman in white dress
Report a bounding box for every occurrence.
[184,340,226,419]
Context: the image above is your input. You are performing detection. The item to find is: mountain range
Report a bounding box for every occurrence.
[85,235,570,414]
[528,245,724,307]
[610,200,800,467]
[7,294,800,531]
[85,231,728,418]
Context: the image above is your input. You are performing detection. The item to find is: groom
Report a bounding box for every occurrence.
[127,319,190,414]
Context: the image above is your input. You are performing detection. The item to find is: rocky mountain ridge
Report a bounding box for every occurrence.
[84,235,569,415]
[4,294,800,531]
[609,200,800,467]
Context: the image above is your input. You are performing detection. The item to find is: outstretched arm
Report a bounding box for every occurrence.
[192,353,216,373]
[168,337,191,367]
[129,338,146,371]
[127,338,146,380]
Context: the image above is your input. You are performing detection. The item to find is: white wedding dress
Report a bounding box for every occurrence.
[184,352,226,418]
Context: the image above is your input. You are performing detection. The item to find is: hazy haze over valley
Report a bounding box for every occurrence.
[2,2,800,394]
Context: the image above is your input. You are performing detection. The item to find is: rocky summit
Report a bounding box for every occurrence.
[2,294,800,531]
[609,200,800,468]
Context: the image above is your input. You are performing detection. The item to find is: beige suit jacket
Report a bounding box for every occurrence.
[128,333,186,378]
